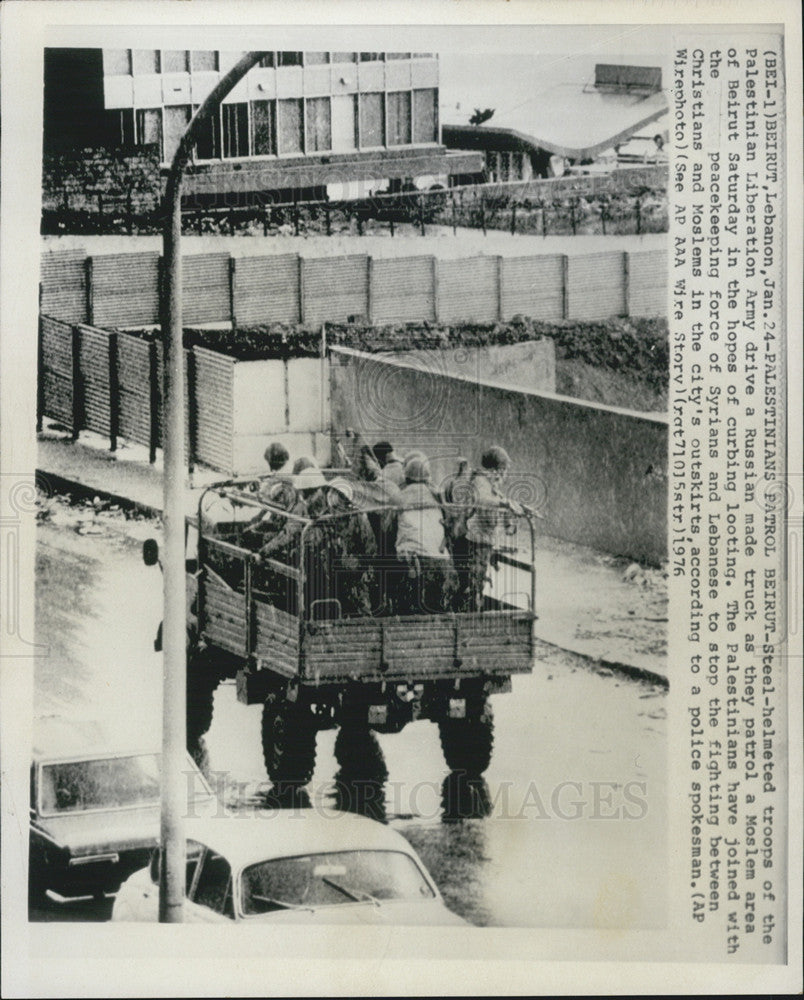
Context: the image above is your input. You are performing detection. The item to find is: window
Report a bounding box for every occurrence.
[222,103,249,158]
[118,109,136,148]
[104,49,132,75]
[192,850,234,919]
[163,50,190,73]
[137,108,163,152]
[305,97,331,152]
[413,88,438,144]
[359,53,383,62]
[387,91,411,146]
[193,106,221,159]
[191,51,217,72]
[332,52,357,63]
[149,842,204,890]
[251,100,276,155]
[386,53,411,60]
[331,94,358,151]
[241,851,435,915]
[359,92,384,147]
[259,53,275,68]
[132,49,160,74]
[40,754,160,814]
[277,52,303,67]
[304,52,329,65]
[277,98,303,154]
[163,105,191,161]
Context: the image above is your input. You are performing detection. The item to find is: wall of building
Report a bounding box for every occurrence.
[94,50,441,162]
[329,347,668,564]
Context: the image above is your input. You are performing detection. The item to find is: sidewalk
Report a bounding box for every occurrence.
[38,428,668,686]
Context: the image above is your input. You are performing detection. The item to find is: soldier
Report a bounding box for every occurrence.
[463,446,521,612]
[254,480,308,612]
[305,479,377,619]
[392,457,455,615]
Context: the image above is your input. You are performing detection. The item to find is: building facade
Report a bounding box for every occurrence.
[44,49,482,202]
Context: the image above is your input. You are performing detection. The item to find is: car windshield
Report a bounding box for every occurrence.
[241,850,435,915]
[39,754,161,813]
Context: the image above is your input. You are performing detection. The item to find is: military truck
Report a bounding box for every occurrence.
[147,467,537,792]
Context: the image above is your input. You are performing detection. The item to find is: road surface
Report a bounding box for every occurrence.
[32,508,667,928]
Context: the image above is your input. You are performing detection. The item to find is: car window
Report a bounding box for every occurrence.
[149,840,204,891]
[40,754,160,813]
[192,849,234,918]
[241,850,435,915]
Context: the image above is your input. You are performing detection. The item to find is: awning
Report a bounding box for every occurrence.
[443,92,667,161]
[441,55,669,161]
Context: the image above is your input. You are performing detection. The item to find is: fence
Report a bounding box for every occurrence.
[38,315,224,470]
[41,151,668,238]
[40,246,668,329]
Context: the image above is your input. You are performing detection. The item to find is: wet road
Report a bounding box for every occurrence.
[33,518,667,928]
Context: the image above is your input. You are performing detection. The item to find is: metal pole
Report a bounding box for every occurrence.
[159,50,266,923]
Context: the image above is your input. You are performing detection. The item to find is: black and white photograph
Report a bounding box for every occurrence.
[1,2,801,997]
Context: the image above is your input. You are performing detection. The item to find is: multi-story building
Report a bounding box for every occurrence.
[44,49,483,202]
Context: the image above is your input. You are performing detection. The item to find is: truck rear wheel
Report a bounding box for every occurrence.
[186,651,220,750]
[261,694,317,790]
[438,699,494,776]
[334,725,388,783]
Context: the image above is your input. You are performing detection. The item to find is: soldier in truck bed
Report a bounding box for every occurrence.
[304,478,378,619]
[390,456,456,615]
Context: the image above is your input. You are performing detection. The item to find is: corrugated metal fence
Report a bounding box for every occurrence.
[41,247,667,329]
[38,316,233,471]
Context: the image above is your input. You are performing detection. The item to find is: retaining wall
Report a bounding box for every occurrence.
[329,347,668,564]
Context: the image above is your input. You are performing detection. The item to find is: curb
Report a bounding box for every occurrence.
[37,469,163,522]
[38,466,669,689]
[532,635,668,688]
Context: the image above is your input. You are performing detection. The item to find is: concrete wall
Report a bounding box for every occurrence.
[329,347,668,564]
[232,357,330,473]
[228,344,552,474]
[399,340,556,395]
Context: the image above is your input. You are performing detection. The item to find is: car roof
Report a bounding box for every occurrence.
[184,810,419,870]
[32,719,207,783]
[32,717,115,760]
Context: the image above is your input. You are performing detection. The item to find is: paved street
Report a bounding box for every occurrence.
[32,507,667,928]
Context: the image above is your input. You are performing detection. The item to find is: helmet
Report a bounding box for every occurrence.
[292,455,319,475]
[327,477,354,504]
[480,446,511,471]
[264,442,290,471]
[404,457,431,484]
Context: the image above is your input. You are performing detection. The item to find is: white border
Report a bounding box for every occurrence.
[2,2,801,996]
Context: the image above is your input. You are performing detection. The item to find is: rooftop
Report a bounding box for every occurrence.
[441,55,669,160]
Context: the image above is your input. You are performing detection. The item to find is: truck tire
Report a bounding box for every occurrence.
[186,653,219,749]
[333,726,388,821]
[262,694,317,789]
[438,699,494,775]
[334,725,388,784]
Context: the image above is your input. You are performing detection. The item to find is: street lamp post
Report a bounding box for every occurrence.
[159,50,266,923]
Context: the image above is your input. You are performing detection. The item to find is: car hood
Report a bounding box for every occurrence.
[246,901,467,926]
[33,806,160,856]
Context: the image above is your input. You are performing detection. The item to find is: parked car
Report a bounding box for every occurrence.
[29,718,216,905]
[112,810,466,925]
